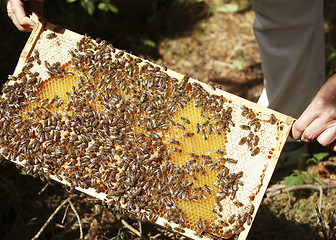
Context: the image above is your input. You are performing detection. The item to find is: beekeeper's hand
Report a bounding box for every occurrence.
[292,74,336,150]
[6,0,44,32]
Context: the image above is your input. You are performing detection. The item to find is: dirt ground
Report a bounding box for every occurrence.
[155,4,263,103]
[1,0,336,240]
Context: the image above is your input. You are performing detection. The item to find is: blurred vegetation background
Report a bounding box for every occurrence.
[1,0,336,240]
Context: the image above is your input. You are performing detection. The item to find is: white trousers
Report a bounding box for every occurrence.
[252,0,325,119]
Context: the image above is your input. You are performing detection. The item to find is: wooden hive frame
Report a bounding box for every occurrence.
[1,20,295,240]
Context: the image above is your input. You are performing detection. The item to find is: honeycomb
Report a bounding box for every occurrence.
[0,21,294,240]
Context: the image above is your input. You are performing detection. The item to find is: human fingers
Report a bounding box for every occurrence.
[316,126,336,147]
[299,118,325,142]
[291,108,318,140]
[7,0,35,32]
[299,112,336,142]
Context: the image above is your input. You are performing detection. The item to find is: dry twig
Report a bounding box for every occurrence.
[121,219,149,240]
[67,198,84,240]
[138,220,142,237]
[38,183,49,195]
[61,204,70,224]
[31,196,72,240]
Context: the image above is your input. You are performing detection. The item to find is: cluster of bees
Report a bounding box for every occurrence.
[0,31,283,240]
[239,106,262,157]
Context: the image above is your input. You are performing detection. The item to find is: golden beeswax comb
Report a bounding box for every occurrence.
[0,21,294,240]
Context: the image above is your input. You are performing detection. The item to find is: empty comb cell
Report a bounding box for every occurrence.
[0,21,294,240]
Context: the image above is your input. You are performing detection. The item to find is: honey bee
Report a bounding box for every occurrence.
[247,204,255,216]
[247,110,256,119]
[224,158,238,164]
[239,137,247,145]
[25,56,35,64]
[253,135,260,146]
[228,214,238,224]
[201,154,211,160]
[202,129,208,140]
[181,116,190,124]
[34,49,40,58]
[168,139,180,145]
[188,152,199,158]
[251,147,260,156]
[173,226,185,233]
[167,118,176,126]
[233,200,243,207]
[248,118,258,126]
[240,105,249,116]
[240,125,250,130]
[247,131,254,141]
[196,123,200,133]
[267,114,277,125]
[197,218,203,229]
[254,121,261,132]
[208,81,216,91]
[213,148,224,155]
[164,222,172,230]
[218,219,229,227]
[208,123,214,135]
[64,71,74,76]
[46,32,57,39]
[172,147,182,153]
[246,214,253,225]
[202,219,207,231]
[213,209,223,218]
[184,132,194,138]
[176,123,185,130]
[44,60,51,70]
[201,113,210,120]
[115,50,125,58]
